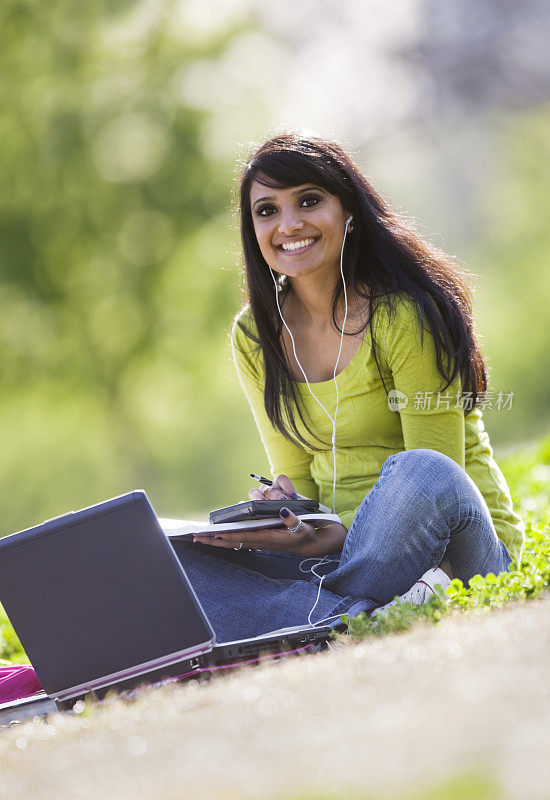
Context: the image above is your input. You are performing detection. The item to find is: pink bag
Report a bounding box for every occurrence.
[0,665,43,704]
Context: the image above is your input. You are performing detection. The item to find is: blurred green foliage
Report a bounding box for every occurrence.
[0,0,548,543]
[0,0,266,534]
[473,105,550,443]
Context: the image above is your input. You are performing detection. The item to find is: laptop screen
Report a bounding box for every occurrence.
[0,492,214,696]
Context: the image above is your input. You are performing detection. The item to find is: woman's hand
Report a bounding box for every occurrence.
[192,504,317,555]
[192,473,348,556]
[247,473,300,502]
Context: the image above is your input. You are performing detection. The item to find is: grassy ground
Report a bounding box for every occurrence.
[1,592,550,799]
[1,438,550,799]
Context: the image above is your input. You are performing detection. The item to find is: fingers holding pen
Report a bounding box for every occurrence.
[248,472,298,500]
[248,486,287,500]
[248,487,268,500]
[248,476,293,501]
[275,474,299,499]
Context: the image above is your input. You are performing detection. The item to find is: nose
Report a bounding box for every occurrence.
[277,208,304,236]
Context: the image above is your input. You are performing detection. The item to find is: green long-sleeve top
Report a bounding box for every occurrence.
[230,293,525,564]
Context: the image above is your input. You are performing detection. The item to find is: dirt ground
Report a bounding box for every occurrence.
[1,597,549,800]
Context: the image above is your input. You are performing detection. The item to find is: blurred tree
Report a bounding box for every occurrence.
[0,0,262,532]
[474,104,550,445]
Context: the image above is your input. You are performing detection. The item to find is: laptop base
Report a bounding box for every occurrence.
[1,625,338,723]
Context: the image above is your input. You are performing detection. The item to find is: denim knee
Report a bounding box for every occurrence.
[385,448,462,485]
[386,448,458,471]
[380,448,466,513]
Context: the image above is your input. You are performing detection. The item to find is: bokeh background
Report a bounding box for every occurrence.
[1,0,549,534]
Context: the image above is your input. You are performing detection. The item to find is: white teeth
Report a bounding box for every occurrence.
[281,238,315,251]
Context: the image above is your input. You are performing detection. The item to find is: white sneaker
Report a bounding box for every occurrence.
[372,567,451,617]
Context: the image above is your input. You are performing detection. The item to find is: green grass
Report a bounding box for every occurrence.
[0,608,28,665]
[2,438,550,663]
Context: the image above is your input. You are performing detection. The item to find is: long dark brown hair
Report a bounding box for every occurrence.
[233,132,488,450]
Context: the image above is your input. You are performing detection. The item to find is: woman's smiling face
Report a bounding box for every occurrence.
[249,179,351,279]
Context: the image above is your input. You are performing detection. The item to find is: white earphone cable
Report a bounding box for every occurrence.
[270,215,353,626]
[269,215,351,515]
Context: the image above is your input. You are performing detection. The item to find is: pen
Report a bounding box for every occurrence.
[249,474,332,514]
[250,473,305,497]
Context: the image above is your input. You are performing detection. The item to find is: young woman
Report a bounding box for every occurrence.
[173,133,524,643]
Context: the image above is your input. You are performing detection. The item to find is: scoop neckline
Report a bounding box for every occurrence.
[291,329,371,397]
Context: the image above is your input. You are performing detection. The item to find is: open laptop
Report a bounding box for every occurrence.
[0,491,337,723]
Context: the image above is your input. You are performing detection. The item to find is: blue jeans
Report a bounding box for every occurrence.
[171,449,511,643]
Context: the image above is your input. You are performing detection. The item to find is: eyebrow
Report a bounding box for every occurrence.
[251,186,324,208]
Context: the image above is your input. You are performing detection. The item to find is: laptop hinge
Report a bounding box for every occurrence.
[53,639,214,702]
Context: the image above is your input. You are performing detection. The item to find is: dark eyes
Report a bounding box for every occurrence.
[254,194,322,218]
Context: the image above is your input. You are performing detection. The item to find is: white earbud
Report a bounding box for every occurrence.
[346,215,353,225]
